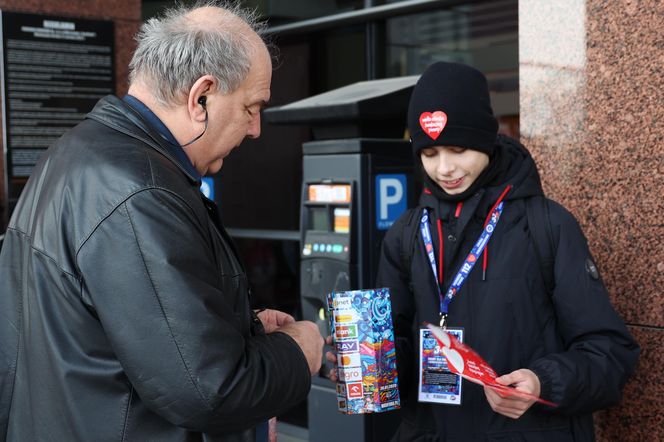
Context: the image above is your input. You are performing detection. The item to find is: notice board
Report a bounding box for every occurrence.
[0,11,114,220]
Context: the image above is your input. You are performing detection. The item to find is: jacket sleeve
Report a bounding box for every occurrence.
[76,188,311,434]
[376,211,417,400]
[0,230,20,438]
[529,201,639,415]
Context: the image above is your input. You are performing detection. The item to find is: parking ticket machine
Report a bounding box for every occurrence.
[265,76,419,442]
[300,138,413,344]
[300,138,414,442]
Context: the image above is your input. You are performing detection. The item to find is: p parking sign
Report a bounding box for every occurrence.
[375,174,407,230]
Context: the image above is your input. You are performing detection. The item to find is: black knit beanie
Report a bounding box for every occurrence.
[408,62,498,157]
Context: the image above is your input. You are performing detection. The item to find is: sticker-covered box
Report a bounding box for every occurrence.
[327,288,400,414]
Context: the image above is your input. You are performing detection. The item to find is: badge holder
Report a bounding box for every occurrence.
[418,327,464,405]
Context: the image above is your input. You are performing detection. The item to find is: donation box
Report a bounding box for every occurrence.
[265,76,418,442]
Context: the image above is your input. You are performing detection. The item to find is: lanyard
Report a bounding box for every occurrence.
[420,201,505,328]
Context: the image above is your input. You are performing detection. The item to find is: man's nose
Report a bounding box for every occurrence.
[247,114,261,139]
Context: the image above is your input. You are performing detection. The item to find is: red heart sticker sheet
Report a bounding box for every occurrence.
[426,323,557,407]
[419,111,448,140]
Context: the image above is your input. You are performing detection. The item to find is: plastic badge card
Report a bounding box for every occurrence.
[426,324,557,407]
[327,288,401,414]
[418,328,463,405]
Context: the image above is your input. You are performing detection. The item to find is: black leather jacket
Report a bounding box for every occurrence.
[0,96,311,441]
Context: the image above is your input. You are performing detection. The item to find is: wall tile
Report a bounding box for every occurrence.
[520,1,663,440]
[520,1,664,327]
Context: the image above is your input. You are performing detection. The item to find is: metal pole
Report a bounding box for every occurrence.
[365,0,376,80]
[266,0,467,36]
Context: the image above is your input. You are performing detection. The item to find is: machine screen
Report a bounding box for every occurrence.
[310,207,330,231]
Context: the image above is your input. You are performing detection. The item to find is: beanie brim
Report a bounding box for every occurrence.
[411,125,497,156]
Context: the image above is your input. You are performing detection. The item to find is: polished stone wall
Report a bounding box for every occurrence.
[520,1,663,440]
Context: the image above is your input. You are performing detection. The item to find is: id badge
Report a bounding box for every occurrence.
[418,327,464,405]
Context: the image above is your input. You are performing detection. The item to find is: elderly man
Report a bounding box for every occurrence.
[0,2,323,441]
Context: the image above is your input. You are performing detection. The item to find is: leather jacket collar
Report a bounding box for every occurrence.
[85,95,201,184]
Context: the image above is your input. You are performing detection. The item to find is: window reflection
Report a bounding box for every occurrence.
[251,0,364,26]
[385,0,518,75]
[383,0,519,136]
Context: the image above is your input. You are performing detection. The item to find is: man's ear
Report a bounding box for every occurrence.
[187,75,216,122]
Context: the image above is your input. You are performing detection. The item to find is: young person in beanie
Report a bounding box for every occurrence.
[375,62,639,441]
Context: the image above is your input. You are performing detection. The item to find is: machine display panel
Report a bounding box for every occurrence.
[308,184,351,203]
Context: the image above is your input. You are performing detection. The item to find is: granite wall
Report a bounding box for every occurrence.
[520,1,663,440]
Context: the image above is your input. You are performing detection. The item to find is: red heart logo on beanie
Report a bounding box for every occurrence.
[419,111,447,140]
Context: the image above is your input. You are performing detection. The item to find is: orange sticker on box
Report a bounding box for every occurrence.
[340,353,361,367]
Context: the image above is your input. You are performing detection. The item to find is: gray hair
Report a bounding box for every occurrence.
[129,1,268,106]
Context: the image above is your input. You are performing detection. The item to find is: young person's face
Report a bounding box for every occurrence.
[420,146,489,195]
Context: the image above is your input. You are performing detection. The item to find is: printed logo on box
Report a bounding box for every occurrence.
[339,366,362,382]
[333,297,352,310]
[334,312,356,323]
[335,324,358,339]
[380,383,400,402]
[339,353,361,367]
[347,383,363,399]
[336,340,359,353]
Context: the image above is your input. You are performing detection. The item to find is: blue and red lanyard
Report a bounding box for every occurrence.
[420,199,506,328]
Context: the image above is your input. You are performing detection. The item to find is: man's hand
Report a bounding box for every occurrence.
[257,309,295,333]
[276,321,324,374]
[484,369,541,419]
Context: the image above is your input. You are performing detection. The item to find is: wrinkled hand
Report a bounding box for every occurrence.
[484,369,541,419]
[325,335,338,381]
[257,309,295,333]
[276,321,324,374]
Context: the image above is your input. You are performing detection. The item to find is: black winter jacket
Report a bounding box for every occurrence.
[0,96,311,441]
[377,136,639,442]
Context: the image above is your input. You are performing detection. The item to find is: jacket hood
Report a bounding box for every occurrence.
[419,134,544,209]
[488,134,544,201]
